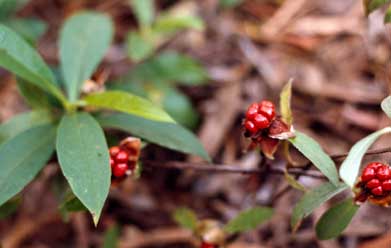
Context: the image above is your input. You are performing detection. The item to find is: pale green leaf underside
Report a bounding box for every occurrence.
[56,113,110,225]
[0,124,56,206]
[340,127,391,188]
[173,207,198,231]
[60,11,113,102]
[224,207,274,234]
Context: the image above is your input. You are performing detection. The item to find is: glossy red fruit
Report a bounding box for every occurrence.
[109,146,120,157]
[253,114,270,129]
[382,179,391,191]
[367,162,383,170]
[361,167,375,182]
[113,163,128,177]
[246,103,259,120]
[366,179,380,189]
[376,165,391,180]
[259,100,276,121]
[244,120,258,133]
[110,157,115,168]
[371,186,384,196]
[201,242,217,248]
[115,150,129,163]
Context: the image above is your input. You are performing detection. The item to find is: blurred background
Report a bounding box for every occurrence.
[0,0,391,247]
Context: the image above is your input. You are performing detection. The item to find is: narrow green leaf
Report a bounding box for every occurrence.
[289,131,339,185]
[0,110,52,145]
[56,113,110,225]
[3,18,47,45]
[385,4,391,22]
[84,91,175,123]
[366,0,391,15]
[173,207,198,231]
[284,170,307,192]
[0,0,29,20]
[0,124,56,206]
[60,11,113,102]
[126,31,155,62]
[219,0,243,8]
[291,182,348,231]
[340,127,391,188]
[130,0,155,27]
[0,25,65,102]
[17,78,52,109]
[102,225,120,248]
[381,96,391,118]
[224,207,273,234]
[280,79,293,125]
[0,197,20,219]
[316,198,359,240]
[154,15,204,33]
[97,113,210,161]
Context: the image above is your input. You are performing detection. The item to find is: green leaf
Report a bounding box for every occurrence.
[126,31,155,62]
[280,79,293,126]
[340,127,391,188]
[56,113,110,225]
[0,197,20,219]
[284,170,307,192]
[84,91,175,123]
[289,131,339,186]
[0,0,29,20]
[316,198,359,240]
[102,225,120,248]
[130,0,155,27]
[385,4,391,22]
[224,207,273,234]
[173,207,198,231]
[0,110,52,145]
[381,96,391,118]
[3,18,47,45]
[0,124,56,206]
[0,25,65,103]
[17,78,52,109]
[154,15,204,34]
[291,182,348,231]
[365,0,391,15]
[97,113,210,161]
[60,11,113,102]
[219,0,243,8]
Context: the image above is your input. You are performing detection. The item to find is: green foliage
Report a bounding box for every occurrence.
[224,207,274,234]
[284,170,307,192]
[0,197,20,219]
[339,127,391,188]
[130,0,155,27]
[17,78,52,109]
[97,113,210,161]
[0,125,56,206]
[0,0,29,20]
[289,131,339,186]
[102,225,120,248]
[56,113,110,225]
[154,15,204,34]
[3,18,47,45]
[0,110,52,144]
[173,207,198,231]
[59,195,88,221]
[291,182,348,232]
[84,91,175,123]
[364,0,391,15]
[126,31,155,62]
[59,12,113,102]
[0,25,66,104]
[219,0,243,8]
[315,198,359,240]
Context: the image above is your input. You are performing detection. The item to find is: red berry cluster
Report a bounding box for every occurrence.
[360,162,391,196]
[201,242,218,248]
[109,146,133,178]
[244,100,276,135]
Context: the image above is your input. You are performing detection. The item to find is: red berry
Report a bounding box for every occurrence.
[201,242,217,248]
[246,103,259,120]
[361,167,375,182]
[366,179,381,189]
[244,120,258,133]
[115,150,129,163]
[259,100,276,121]
[376,165,391,180]
[367,162,383,170]
[382,179,391,191]
[110,157,115,168]
[253,114,270,129]
[109,146,120,157]
[112,163,128,177]
[371,186,384,196]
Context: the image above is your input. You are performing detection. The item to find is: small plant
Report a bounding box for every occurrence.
[0,11,209,225]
